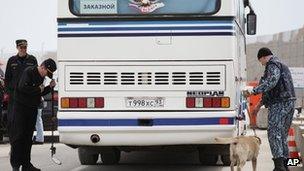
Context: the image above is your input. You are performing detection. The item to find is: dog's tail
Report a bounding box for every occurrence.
[214,137,237,144]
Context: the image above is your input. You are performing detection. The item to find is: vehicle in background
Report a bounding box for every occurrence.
[0,87,58,142]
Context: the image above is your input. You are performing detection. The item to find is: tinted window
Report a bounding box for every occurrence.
[70,0,220,16]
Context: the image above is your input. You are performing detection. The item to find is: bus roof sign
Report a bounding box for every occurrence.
[80,0,117,14]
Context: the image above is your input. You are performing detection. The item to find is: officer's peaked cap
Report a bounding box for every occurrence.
[42,58,57,79]
[16,39,27,47]
[257,47,273,59]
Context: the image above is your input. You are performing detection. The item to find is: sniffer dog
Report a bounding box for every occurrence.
[215,135,261,171]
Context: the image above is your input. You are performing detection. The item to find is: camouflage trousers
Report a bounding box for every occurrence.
[267,100,295,159]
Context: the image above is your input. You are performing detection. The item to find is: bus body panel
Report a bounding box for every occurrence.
[58,36,236,61]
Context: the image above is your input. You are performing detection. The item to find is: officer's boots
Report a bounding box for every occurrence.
[21,164,41,171]
[283,158,290,171]
[12,167,20,171]
[273,157,287,171]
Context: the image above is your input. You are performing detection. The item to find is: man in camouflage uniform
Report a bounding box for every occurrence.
[245,47,296,171]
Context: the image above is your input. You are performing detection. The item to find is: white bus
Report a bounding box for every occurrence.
[57,0,256,165]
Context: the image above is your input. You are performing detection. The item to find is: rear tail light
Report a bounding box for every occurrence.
[186,97,195,108]
[69,98,78,108]
[95,98,104,108]
[221,97,230,108]
[87,98,95,108]
[186,97,230,108]
[212,98,221,108]
[61,97,104,108]
[195,98,203,108]
[61,98,69,108]
[78,98,87,108]
[203,98,212,108]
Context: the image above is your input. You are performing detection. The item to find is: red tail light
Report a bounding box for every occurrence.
[212,98,221,107]
[186,97,195,108]
[203,98,212,108]
[186,97,230,108]
[69,98,78,108]
[78,98,87,108]
[95,98,104,108]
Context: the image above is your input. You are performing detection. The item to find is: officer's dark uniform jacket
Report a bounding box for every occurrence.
[5,54,37,97]
[5,54,37,131]
[253,56,296,106]
[10,66,51,169]
[15,66,51,108]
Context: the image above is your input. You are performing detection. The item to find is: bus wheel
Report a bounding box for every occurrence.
[0,132,3,142]
[198,149,218,165]
[78,147,99,165]
[101,148,121,165]
[221,154,232,166]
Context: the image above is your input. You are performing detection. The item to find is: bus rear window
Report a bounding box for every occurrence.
[70,0,220,16]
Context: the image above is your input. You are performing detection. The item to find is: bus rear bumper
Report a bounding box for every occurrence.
[59,125,236,146]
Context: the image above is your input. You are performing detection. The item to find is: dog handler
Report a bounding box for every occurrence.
[244,47,296,171]
[9,59,57,171]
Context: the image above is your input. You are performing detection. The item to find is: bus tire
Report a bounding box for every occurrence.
[221,154,232,166]
[0,132,3,142]
[100,148,121,165]
[78,147,99,165]
[198,149,218,165]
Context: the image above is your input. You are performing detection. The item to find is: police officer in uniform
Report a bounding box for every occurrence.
[244,47,296,171]
[9,59,56,171]
[5,39,38,133]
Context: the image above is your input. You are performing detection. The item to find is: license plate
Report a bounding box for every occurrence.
[125,97,165,108]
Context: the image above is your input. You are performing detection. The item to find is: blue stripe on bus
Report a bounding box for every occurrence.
[57,20,233,26]
[58,26,234,32]
[58,32,234,38]
[58,118,234,126]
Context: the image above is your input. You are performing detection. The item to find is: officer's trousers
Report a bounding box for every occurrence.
[34,108,44,142]
[267,100,295,159]
[9,101,37,168]
[6,95,14,133]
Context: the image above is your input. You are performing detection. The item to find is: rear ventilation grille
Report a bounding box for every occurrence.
[155,72,169,85]
[69,72,84,85]
[104,72,118,85]
[189,72,204,85]
[87,72,101,85]
[121,73,135,85]
[67,69,223,89]
[172,72,186,85]
[206,72,221,85]
[69,72,222,85]
[138,72,152,85]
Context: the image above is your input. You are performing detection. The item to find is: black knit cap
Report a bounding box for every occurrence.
[257,47,273,59]
[15,39,27,47]
[42,58,57,79]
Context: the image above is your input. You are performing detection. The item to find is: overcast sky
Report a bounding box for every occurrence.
[0,0,304,53]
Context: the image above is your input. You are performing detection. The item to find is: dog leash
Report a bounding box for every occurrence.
[50,87,62,165]
[241,90,258,137]
[245,103,258,137]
